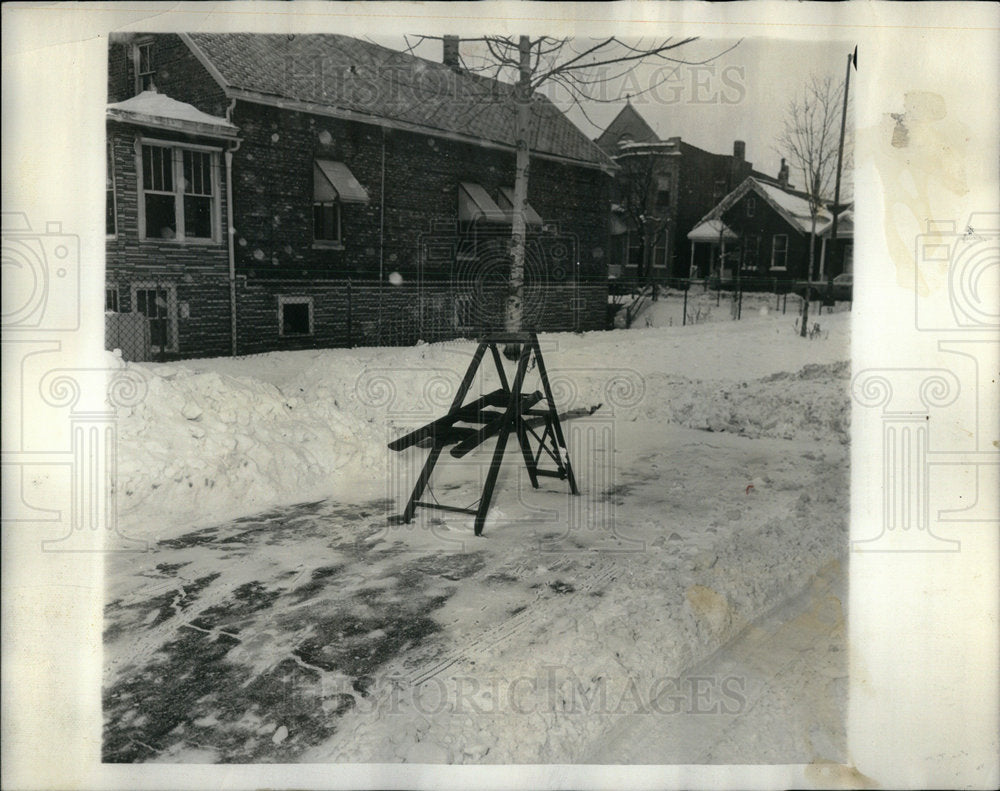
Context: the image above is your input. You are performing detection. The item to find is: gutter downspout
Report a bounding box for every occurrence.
[225,98,242,357]
[378,126,386,339]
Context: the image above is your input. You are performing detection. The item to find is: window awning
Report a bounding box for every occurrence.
[497,187,543,226]
[459,182,507,223]
[314,160,369,204]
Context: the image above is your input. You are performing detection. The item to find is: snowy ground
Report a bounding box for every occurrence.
[102,311,851,764]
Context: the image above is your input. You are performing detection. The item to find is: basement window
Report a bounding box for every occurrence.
[279,296,314,336]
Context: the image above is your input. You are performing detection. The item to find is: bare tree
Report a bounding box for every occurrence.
[406,36,739,352]
[776,72,851,337]
[614,145,671,294]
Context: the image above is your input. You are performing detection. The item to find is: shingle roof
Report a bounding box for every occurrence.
[183,34,612,168]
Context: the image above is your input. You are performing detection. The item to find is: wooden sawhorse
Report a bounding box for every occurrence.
[389,332,578,536]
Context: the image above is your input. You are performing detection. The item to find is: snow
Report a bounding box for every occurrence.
[103,312,851,763]
[108,311,849,538]
[106,91,237,134]
[756,180,833,233]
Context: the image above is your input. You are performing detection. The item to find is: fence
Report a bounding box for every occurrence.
[611,276,852,329]
[104,273,608,362]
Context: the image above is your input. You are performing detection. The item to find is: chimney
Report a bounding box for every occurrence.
[778,158,790,190]
[733,140,745,161]
[442,35,460,69]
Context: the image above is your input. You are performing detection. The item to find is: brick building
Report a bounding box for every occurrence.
[106,33,614,359]
[594,102,761,282]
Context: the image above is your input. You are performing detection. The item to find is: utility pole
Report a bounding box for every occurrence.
[829,48,854,277]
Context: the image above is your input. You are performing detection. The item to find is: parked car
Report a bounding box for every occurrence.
[793,273,853,304]
[830,272,853,301]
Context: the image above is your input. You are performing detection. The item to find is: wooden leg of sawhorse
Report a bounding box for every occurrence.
[402,444,444,523]
[473,422,511,536]
[475,342,532,535]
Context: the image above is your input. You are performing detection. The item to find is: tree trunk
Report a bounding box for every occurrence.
[503,35,532,358]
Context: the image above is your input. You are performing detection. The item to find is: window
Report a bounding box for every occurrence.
[771,234,788,271]
[313,160,369,246]
[713,179,726,200]
[313,201,341,244]
[843,243,854,274]
[131,282,178,352]
[106,140,117,237]
[139,142,219,242]
[278,296,313,336]
[135,41,155,93]
[746,196,756,218]
[105,286,119,312]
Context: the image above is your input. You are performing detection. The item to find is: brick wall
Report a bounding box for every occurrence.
[106,120,234,359]
[229,100,611,283]
[108,34,229,116]
[234,278,607,355]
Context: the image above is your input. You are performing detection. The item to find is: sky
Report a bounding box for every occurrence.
[370,35,855,191]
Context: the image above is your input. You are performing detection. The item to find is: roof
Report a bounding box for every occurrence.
[688,219,738,242]
[181,34,612,169]
[106,90,238,138]
[594,102,660,154]
[698,176,836,235]
[821,208,853,239]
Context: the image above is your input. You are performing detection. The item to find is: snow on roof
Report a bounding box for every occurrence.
[688,218,738,242]
[107,91,238,137]
[755,181,833,233]
[695,177,837,236]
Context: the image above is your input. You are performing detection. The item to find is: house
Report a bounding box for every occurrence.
[106,34,614,359]
[687,162,853,284]
[594,102,760,282]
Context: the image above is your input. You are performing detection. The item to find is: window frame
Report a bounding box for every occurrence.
[135,138,222,244]
[134,40,156,94]
[746,196,756,218]
[312,200,343,248]
[105,285,120,313]
[770,233,789,271]
[278,295,315,337]
[130,281,178,353]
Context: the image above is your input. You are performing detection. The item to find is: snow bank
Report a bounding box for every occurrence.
[112,312,849,538]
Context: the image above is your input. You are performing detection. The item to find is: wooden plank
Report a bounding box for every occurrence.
[388,388,507,451]
[449,391,544,458]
